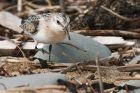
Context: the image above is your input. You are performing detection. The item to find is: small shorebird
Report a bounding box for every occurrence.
[20,13,71,61]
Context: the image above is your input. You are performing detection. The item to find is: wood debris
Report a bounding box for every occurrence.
[0,0,139,93]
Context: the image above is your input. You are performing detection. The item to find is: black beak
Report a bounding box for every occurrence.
[65,26,71,40]
[59,23,71,40]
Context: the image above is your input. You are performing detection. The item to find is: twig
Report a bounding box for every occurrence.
[4,1,27,11]
[128,29,140,33]
[117,64,140,72]
[26,1,43,9]
[0,85,66,92]
[60,62,80,73]
[46,0,52,6]
[71,77,83,85]
[0,36,26,58]
[101,6,140,22]
[116,77,140,81]
[75,65,96,93]
[60,56,113,73]
[33,6,61,12]
[104,88,116,93]
[0,36,30,70]
[59,0,65,13]
[36,85,66,90]
[17,0,22,12]
[82,65,108,72]
[76,30,140,39]
[0,57,38,64]
[96,53,104,93]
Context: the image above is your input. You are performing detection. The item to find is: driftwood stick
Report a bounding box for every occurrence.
[82,65,109,72]
[116,77,140,80]
[59,0,65,13]
[117,64,140,72]
[47,0,52,6]
[0,85,67,93]
[36,85,66,90]
[4,55,140,73]
[127,29,140,33]
[17,0,22,12]
[101,6,140,22]
[96,54,104,93]
[77,30,140,39]
[0,36,26,58]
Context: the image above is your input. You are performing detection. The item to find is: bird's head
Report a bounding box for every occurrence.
[49,13,71,40]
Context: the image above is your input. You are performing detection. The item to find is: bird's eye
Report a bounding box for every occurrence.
[57,20,61,25]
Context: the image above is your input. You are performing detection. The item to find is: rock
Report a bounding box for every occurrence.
[35,32,111,63]
[0,40,36,56]
[128,55,140,64]
[93,36,135,46]
[118,80,140,93]
[0,11,22,33]
[0,73,66,90]
[93,36,126,45]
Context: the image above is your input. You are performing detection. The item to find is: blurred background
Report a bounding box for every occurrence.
[0,0,139,31]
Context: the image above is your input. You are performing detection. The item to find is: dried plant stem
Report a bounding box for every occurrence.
[0,36,26,58]
[59,0,65,13]
[101,6,139,22]
[77,29,140,39]
[75,64,96,92]
[96,53,104,93]
[17,0,22,12]
[46,0,52,6]
[0,36,29,69]
[116,77,140,80]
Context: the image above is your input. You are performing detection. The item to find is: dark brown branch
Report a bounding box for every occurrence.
[117,64,140,72]
[77,30,140,39]
[96,54,104,93]
[101,6,140,22]
[116,77,140,80]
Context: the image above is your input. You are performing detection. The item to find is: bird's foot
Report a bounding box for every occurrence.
[31,57,48,68]
[35,46,49,54]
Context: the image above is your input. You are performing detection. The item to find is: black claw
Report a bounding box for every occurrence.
[41,48,49,54]
[35,46,38,50]
[35,44,52,62]
[31,57,48,68]
[38,58,48,68]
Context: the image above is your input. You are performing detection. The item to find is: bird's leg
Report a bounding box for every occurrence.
[48,44,52,62]
[31,40,48,68]
[31,57,48,68]
[34,40,49,54]
[61,43,87,52]
[34,40,38,50]
[65,26,71,40]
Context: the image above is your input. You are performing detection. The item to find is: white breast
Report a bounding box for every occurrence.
[33,19,67,44]
[33,29,66,44]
